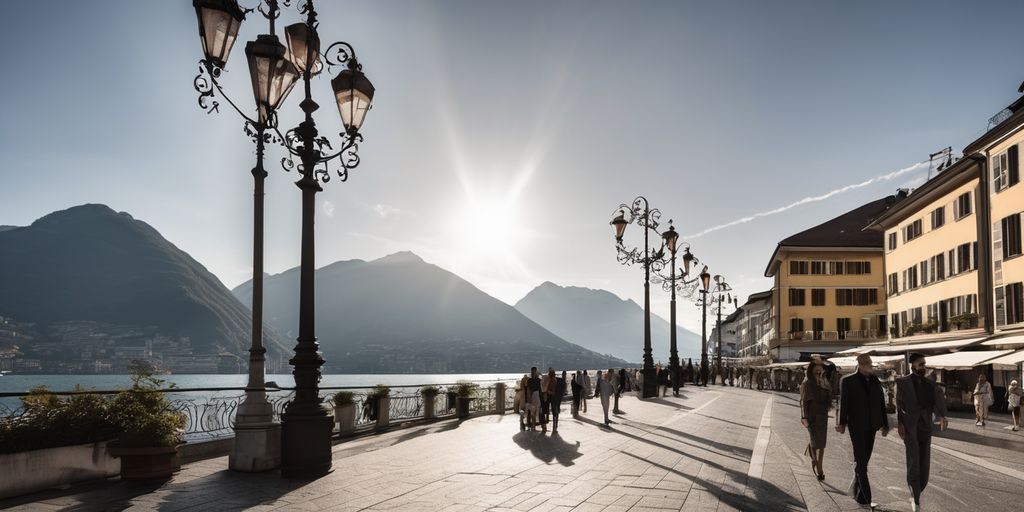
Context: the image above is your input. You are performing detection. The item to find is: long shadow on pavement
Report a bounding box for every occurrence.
[576,415,803,508]
[511,431,582,466]
[618,450,804,510]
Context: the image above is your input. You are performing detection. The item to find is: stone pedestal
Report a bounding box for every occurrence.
[495,383,507,414]
[229,421,281,472]
[423,393,436,419]
[376,396,390,428]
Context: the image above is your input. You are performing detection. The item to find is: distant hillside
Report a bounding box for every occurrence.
[514,282,702,363]
[233,252,630,373]
[0,204,289,368]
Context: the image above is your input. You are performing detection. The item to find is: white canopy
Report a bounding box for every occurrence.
[980,349,1024,369]
[981,334,1024,348]
[838,337,986,355]
[923,350,1012,370]
[826,355,903,371]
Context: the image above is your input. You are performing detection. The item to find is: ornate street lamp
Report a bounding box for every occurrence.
[653,223,703,396]
[277,0,375,479]
[191,0,300,473]
[698,268,711,386]
[707,275,735,385]
[609,196,666,399]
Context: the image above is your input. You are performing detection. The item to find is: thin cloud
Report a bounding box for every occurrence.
[374,203,401,219]
[684,160,929,239]
[323,200,335,218]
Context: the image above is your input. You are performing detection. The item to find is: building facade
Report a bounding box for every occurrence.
[963,99,1024,335]
[866,158,987,340]
[765,196,900,361]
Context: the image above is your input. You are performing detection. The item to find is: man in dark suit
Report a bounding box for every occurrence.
[836,353,889,509]
[896,353,947,512]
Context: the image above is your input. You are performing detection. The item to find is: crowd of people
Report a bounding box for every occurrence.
[513,366,633,431]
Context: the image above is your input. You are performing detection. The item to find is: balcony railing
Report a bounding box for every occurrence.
[0,380,518,442]
[786,329,884,342]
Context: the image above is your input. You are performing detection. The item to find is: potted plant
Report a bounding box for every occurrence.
[333,391,356,434]
[421,386,440,419]
[363,385,390,428]
[453,381,478,419]
[108,367,186,480]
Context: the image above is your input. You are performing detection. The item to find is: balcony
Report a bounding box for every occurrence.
[786,330,884,342]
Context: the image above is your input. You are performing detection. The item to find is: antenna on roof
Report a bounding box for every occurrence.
[927,146,952,181]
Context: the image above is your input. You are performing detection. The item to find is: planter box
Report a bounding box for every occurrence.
[376,396,390,428]
[335,403,356,434]
[422,394,437,419]
[109,444,181,481]
[456,397,475,418]
[0,441,120,500]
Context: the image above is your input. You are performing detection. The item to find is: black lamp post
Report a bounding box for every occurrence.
[699,269,711,386]
[709,275,735,385]
[656,223,702,397]
[192,0,299,472]
[276,0,374,479]
[610,197,665,399]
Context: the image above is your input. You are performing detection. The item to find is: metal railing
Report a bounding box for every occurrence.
[0,379,518,442]
[786,329,884,341]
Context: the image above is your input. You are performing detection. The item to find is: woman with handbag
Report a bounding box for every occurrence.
[800,358,831,480]
[1008,380,1022,431]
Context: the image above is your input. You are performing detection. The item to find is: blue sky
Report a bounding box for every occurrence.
[2,0,1023,341]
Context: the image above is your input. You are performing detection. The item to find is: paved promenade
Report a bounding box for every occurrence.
[3,386,1022,511]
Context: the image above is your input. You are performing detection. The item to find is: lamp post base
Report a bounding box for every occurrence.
[230,421,281,472]
[641,367,658,399]
[280,412,334,479]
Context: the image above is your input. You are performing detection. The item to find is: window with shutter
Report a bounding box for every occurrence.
[955,192,973,219]
[994,151,1009,192]
[888,232,897,251]
[1007,282,1024,325]
[1002,213,1022,259]
[1009,145,1020,188]
[931,207,945,230]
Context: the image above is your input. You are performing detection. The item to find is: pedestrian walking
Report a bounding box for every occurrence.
[581,370,592,412]
[614,368,626,413]
[895,353,948,512]
[836,353,890,509]
[570,371,582,416]
[1008,380,1022,431]
[541,368,555,430]
[516,374,528,430]
[550,370,566,433]
[526,367,542,431]
[800,358,831,481]
[972,373,993,427]
[595,369,614,426]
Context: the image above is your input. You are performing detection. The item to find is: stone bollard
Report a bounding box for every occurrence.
[376,396,390,428]
[423,391,436,419]
[495,383,507,414]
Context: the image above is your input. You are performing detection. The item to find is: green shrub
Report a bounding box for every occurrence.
[333,391,355,405]
[452,381,478,398]
[366,384,390,400]
[108,371,185,448]
[420,385,440,397]
[0,386,118,454]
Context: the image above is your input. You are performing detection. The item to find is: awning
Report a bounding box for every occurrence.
[923,350,1012,370]
[826,355,903,371]
[980,349,1024,369]
[838,337,986,355]
[980,334,1024,348]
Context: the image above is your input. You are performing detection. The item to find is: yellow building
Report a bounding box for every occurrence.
[963,97,1024,334]
[764,196,900,361]
[866,158,987,340]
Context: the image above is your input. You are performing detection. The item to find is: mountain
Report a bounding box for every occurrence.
[514,282,703,363]
[233,251,630,373]
[0,204,289,371]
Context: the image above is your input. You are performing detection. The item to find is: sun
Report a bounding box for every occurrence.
[450,195,525,256]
